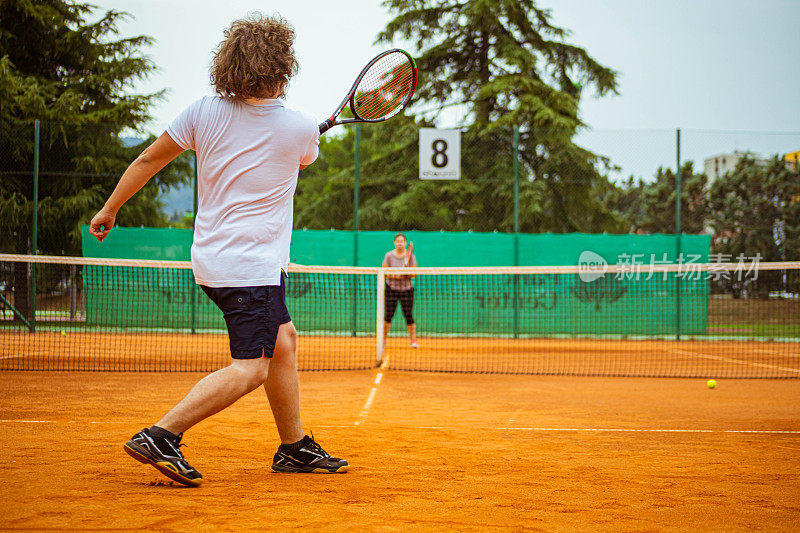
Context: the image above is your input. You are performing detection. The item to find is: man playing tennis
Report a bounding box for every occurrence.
[89,14,348,486]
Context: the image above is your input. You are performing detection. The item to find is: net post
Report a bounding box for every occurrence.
[675,128,682,340]
[30,119,40,333]
[376,268,385,365]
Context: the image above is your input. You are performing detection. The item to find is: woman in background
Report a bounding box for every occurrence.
[382,233,418,348]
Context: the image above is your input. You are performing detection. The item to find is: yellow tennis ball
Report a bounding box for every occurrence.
[61,330,66,336]
[707,379,716,389]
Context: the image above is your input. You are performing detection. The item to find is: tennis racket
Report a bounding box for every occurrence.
[319,49,417,134]
[404,241,414,267]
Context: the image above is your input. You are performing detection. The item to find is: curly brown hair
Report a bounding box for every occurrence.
[210,13,299,100]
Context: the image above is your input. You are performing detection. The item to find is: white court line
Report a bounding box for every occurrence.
[500,427,800,434]
[669,348,800,374]
[354,370,385,426]
[723,430,800,434]
[0,420,57,423]
[750,347,800,358]
[0,420,796,434]
[0,354,26,360]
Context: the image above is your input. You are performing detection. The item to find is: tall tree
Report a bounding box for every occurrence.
[708,156,800,263]
[0,0,192,319]
[379,0,622,231]
[378,0,617,129]
[297,0,625,233]
[0,0,191,257]
[606,162,709,235]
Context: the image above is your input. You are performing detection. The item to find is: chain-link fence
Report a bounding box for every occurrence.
[295,125,800,263]
[1,120,799,260]
[2,120,798,341]
[0,121,195,257]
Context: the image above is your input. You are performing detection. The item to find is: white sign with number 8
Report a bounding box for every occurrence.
[419,128,460,180]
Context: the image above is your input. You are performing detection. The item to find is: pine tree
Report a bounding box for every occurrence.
[709,156,800,263]
[606,163,709,235]
[299,1,626,233]
[377,0,617,132]
[0,0,192,319]
[0,0,192,256]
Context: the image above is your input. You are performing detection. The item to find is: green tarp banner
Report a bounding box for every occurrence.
[81,226,709,267]
[80,226,710,336]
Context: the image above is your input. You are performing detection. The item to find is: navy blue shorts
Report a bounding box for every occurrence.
[201,274,292,359]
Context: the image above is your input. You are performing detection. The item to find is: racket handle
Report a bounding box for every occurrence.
[319,119,334,134]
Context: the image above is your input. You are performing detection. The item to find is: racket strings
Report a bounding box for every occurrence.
[353,52,416,121]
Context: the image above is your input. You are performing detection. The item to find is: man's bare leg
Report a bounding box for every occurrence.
[266,321,349,473]
[264,321,304,444]
[383,321,392,344]
[156,357,270,435]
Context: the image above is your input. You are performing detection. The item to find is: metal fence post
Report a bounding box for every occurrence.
[675,128,682,340]
[69,264,77,320]
[513,125,520,338]
[513,125,520,236]
[30,119,40,333]
[352,125,361,336]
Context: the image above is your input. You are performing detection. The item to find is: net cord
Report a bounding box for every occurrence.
[2,254,798,275]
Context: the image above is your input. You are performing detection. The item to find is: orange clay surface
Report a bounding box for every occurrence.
[2,331,799,377]
[1,370,799,531]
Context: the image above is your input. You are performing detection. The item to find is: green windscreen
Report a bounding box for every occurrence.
[80,226,710,267]
[80,226,709,336]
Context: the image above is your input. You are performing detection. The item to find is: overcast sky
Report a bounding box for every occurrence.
[96,0,800,179]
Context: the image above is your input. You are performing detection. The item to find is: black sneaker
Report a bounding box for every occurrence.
[123,428,203,487]
[271,435,349,473]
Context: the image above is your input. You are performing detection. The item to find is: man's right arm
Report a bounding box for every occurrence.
[299,119,320,170]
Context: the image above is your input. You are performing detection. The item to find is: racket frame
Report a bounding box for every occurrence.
[319,48,417,134]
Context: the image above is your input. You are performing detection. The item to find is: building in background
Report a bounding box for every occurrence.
[703,151,770,182]
[704,150,799,182]
[785,149,800,171]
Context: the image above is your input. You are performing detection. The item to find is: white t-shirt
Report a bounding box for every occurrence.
[166,96,319,287]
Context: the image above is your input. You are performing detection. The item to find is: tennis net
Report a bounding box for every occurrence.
[1,254,798,377]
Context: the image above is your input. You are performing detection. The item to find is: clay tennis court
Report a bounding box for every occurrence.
[1,367,799,530]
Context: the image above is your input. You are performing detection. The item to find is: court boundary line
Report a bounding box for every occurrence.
[668,347,800,374]
[750,347,800,358]
[354,362,387,427]
[0,420,58,423]
[327,425,800,434]
[0,420,796,434]
[499,427,800,434]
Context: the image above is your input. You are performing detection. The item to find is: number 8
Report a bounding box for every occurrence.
[431,139,448,168]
